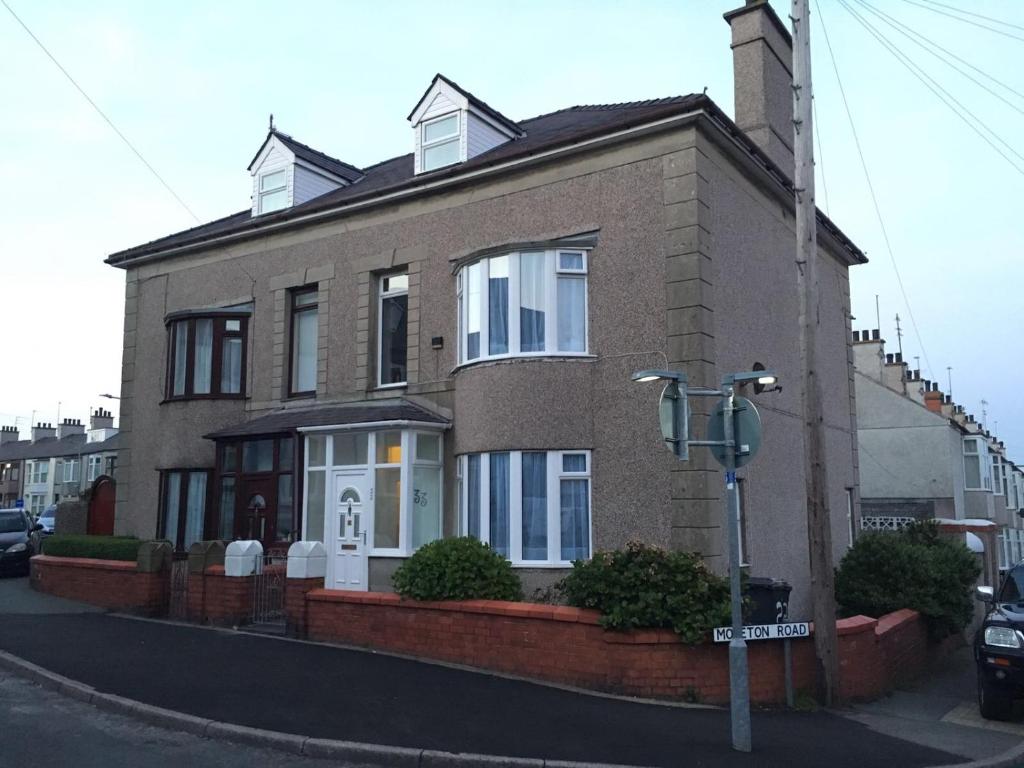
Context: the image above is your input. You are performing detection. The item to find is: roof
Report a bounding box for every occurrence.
[247,130,365,183]
[107,92,866,266]
[203,400,449,440]
[0,432,119,462]
[407,74,524,136]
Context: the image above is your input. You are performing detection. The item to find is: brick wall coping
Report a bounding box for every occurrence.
[307,589,921,645]
[203,564,286,576]
[205,565,226,575]
[31,554,136,572]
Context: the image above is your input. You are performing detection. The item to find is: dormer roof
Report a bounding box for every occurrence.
[407,74,524,137]
[248,130,364,183]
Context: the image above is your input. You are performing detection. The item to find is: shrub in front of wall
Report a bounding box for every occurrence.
[41,535,142,562]
[559,541,732,643]
[392,537,523,602]
[835,520,980,638]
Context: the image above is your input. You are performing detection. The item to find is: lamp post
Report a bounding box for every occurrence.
[632,367,777,753]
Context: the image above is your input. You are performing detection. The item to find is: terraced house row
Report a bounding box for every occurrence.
[106,0,864,614]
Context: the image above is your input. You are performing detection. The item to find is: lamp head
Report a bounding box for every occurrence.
[631,369,687,384]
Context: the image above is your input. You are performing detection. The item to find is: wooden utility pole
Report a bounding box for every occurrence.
[791,0,840,705]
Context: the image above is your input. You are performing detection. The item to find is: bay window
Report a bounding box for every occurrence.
[290,288,318,396]
[457,249,589,365]
[166,313,249,400]
[160,469,210,551]
[460,450,591,565]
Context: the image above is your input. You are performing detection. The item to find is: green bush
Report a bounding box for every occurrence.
[392,537,523,602]
[42,535,142,562]
[559,541,731,643]
[835,521,980,638]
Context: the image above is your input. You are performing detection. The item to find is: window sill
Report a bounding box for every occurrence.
[283,392,316,402]
[161,395,248,405]
[510,562,577,569]
[374,382,407,391]
[452,353,596,375]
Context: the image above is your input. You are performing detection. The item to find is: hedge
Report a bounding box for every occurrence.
[41,535,142,562]
[392,537,522,602]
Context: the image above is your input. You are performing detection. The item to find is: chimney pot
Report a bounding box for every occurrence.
[872,329,880,340]
[885,353,894,364]
[894,352,903,363]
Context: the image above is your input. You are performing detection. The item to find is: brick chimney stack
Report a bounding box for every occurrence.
[31,423,56,443]
[724,0,795,173]
[852,329,885,382]
[924,381,944,414]
[0,426,19,445]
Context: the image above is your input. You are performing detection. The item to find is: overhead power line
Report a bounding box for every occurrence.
[917,0,1024,34]
[897,0,1024,44]
[839,0,1024,175]
[1,0,200,223]
[813,0,935,379]
[852,0,1024,116]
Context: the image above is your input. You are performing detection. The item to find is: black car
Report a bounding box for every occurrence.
[0,509,42,576]
[975,565,1024,720]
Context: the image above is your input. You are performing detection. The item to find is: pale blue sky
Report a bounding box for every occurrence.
[0,0,1020,456]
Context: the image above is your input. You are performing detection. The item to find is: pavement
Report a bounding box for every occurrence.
[0,574,1019,768]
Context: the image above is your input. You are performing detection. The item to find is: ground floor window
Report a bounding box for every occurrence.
[302,429,444,556]
[160,469,210,551]
[27,494,47,516]
[458,450,591,565]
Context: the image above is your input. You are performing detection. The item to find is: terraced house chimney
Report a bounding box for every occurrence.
[57,418,85,439]
[724,0,795,172]
[0,426,18,445]
[31,422,56,443]
[90,408,114,431]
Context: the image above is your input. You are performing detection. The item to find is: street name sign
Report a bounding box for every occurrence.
[713,622,810,643]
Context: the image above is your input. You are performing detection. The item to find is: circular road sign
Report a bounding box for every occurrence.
[705,396,763,468]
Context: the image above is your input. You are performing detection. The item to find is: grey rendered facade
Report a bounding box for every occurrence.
[108,1,863,614]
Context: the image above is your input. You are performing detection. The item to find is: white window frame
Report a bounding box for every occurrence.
[28,494,46,516]
[456,249,591,367]
[377,273,409,388]
[993,454,1005,497]
[87,456,104,482]
[28,461,49,485]
[459,449,592,567]
[62,459,80,484]
[419,112,462,172]
[963,437,991,491]
[258,168,288,214]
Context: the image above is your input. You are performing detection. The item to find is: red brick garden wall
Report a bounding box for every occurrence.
[30,555,168,616]
[301,589,940,705]
[187,565,254,626]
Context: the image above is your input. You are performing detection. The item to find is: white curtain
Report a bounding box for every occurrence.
[467,455,481,539]
[293,310,318,392]
[519,252,545,352]
[164,473,181,544]
[184,472,206,548]
[560,478,590,561]
[221,337,242,393]
[489,453,510,556]
[193,319,213,394]
[172,322,188,396]
[557,277,586,352]
[521,453,547,560]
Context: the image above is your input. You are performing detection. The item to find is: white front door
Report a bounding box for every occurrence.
[328,470,369,591]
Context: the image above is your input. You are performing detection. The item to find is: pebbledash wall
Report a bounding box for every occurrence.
[112,119,861,617]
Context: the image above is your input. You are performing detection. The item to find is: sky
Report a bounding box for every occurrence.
[0,0,1021,455]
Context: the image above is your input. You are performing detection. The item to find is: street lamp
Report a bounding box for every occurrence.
[632,366,778,753]
[98,393,120,400]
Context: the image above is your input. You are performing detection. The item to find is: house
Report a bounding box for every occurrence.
[105,0,864,615]
[0,410,119,518]
[852,328,1024,571]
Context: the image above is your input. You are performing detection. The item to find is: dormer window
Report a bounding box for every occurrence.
[258,170,288,214]
[421,113,461,172]
[409,74,524,176]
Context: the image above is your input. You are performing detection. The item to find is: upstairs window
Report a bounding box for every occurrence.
[62,459,80,484]
[456,250,589,365]
[289,288,319,396]
[420,113,461,172]
[166,315,249,400]
[28,461,48,485]
[963,437,991,491]
[87,456,104,482]
[378,274,409,387]
[993,454,1004,497]
[258,169,288,214]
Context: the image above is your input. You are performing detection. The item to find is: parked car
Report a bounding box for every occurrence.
[0,509,42,576]
[37,505,56,535]
[975,565,1024,719]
